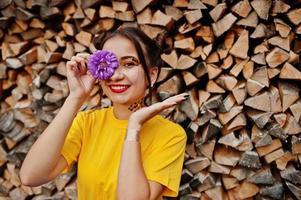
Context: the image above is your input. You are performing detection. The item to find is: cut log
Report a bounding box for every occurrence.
[212,13,237,37]
[231,0,251,18]
[219,93,235,112]
[75,31,92,47]
[209,161,231,175]
[237,11,258,28]
[283,114,301,135]
[214,145,241,166]
[181,71,199,86]
[279,82,299,112]
[239,150,261,169]
[174,37,195,52]
[217,31,234,59]
[290,101,301,123]
[232,81,247,105]
[205,186,224,200]
[218,105,243,125]
[131,0,153,13]
[196,109,216,126]
[247,110,272,129]
[285,181,301,199]
[115,11,135,22]
[201,119,222,144]
[287,8,301,25]
[256,139,282,157]
[280,165,301,185]
[274,18,291,37]
[177,54,197,70]
[260,182,284,199]
[230,58,249,77]
[269,86,282,113]
[165,6,183,21]
[209,3,226,22]
[184,9,202,24]
[184,157,211,174]
[246,79,265,96]
[218,132,243,148]
[231,181,259,199]
[136,8,152,24]
[244,92,270,112]
[266,47,289,68]
[264,148,285,164]
[206,80,225,94]
[272,0,290,15]
[194,172,216,193]
[222,175,238,190]
[197,139,215,160]
[196,26,214,43]
[206,64,222,80]
[250,0,272,20]
[151,10,174,29]
[280,62,301,80]
[229,30,249,59]
[161,50,178,69]
[268,122,288,141]
[276,151,297,170]
[251,23,270,38]
[247,167,274,185]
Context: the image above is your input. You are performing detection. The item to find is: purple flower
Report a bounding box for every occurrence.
[87,50,119,80]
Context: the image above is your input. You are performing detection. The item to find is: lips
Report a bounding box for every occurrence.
[108,84,130,93]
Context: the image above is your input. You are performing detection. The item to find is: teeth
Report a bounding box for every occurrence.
[110,86,128,90]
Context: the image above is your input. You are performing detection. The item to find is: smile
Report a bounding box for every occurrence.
[109,85,130,93]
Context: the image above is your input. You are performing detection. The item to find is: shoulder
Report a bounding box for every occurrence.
[148,115,187,142]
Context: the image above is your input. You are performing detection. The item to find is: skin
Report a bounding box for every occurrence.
[20,35,187,200]
[100,36,188,200]
[100,35,156,120]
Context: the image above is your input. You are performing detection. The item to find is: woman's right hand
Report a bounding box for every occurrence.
[66,53,96,102]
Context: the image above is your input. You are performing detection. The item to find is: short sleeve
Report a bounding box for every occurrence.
[60,112,84,174]
[143,127,187,197]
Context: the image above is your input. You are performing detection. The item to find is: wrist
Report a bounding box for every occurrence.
[128,119,141,130]
[65,95,85,109]
[67,94,85,103]
[125,128,140,141]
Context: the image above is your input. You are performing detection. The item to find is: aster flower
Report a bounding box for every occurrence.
[87,50,119,80]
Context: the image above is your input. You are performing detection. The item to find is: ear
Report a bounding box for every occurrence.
[149,66,159,86]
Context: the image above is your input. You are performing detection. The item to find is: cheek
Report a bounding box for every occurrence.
[128,68,147,86]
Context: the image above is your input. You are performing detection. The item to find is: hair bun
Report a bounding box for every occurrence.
[154,31,168,54]
[92,32,107,50]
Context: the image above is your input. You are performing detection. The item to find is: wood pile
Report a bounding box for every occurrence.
[0,0,301,199]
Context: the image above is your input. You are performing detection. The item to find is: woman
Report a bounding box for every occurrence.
[19,27,188,200]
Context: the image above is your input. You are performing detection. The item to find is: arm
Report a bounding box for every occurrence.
[117,125,163,200]
[19,96,83,186]
[117,93,188,200]
[20,54,95,186]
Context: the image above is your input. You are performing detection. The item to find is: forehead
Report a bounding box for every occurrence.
[102,35,139,60]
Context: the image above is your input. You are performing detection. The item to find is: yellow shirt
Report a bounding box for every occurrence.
[61,106,187,200]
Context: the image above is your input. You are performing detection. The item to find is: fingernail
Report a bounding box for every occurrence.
[184,94,189,98]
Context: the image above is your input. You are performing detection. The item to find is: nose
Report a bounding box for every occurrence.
[108,66,124,81]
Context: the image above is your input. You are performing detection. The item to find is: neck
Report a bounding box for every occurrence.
[112,98,145,120]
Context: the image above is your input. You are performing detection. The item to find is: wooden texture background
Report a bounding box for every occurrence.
[0,0,301,199]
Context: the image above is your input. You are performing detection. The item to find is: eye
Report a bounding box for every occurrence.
[123,62,137,68]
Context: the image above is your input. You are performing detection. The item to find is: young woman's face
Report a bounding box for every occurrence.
[100,35,149,106]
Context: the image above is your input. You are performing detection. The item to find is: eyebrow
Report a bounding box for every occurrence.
[120,56,139,63]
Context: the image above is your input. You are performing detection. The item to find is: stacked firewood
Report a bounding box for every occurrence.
[0,0,301,199]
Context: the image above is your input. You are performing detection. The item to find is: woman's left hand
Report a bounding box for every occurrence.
[128,93,189,130]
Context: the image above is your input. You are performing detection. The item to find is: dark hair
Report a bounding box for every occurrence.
[93,26,163,106]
